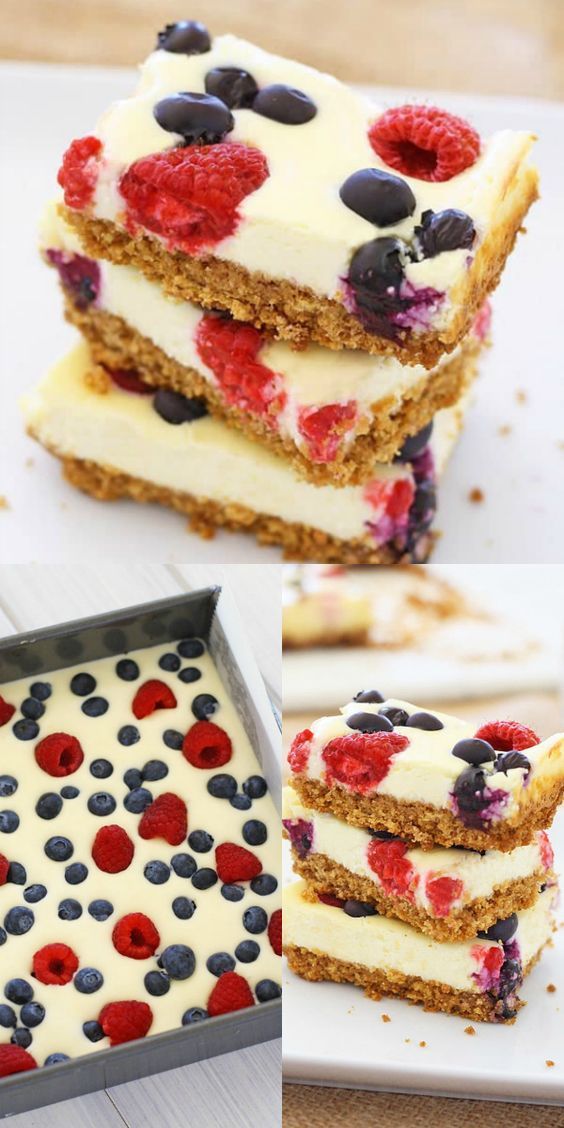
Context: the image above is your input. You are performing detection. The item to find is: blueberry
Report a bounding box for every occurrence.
[346,711,393,733]
[0,811,19,833]
[495,752,532,775]
[243,776,267,799]
[5,979,33,1004]
[368,829,399,840]
[395,422,434,463]
[116,659,139,681]
[88,792,116,817]
[30,682,52,701]
[60,786,79,799]
[191,868,217,891]
[221,883,245,902]
[410,482,437,527]
[415,208,475,258]
[406,711,444,731]
[153,389,208,425]
[182,1007,208,1025]
[207,774,237,799]
[44,836,73,861]
[452,765,490,818]
[353,690,384,704]
[82,697,109,717]
[65,862,88,885]
[20,1002,45,1027]
[256,979,282,1002]
[177,639,204,659]
[0,1005,16,1027]
[142,759,168,781]
[21,697,45,720]
[58,898,82,921]
[344,899,377,917]
[124,768,143,790]
[36,792,63,820]
[452,738,496,766]
[253,83,317,125]
[12,719,39,741]
[188,830,214,853]
[11,1028,32,1048]
[206,952,235,976]
[83,1020,104,1042]
[230,793,252,810]
[4,907,34,935]
[118,725,140,747]
[163,730,184,750]
[191,693,219,720]
[144,970,170,996]
[144,860,170,884]
[172,896,196,920]
[235,940,260,963]
[250,874,278,896]
[160,944,196,980]
[70,672,96,696]
[0,777,17,798]
[378,705,410,727]
[340,168,416,227]
[478,914,518,943]
[156,20,211,55]
[7,863,26,885]
[179,667,202,684]
[171,853,197,878]
[0,930,6,946]
[348,237,408,296]
[124,788,153,814]
[242,906,267,934]
[24,885,46,904]
[159,652,181,672]
[243,820,267,846]
[74,968,103,994]
[205,66,258,109]
[45,1053,70,1065]
[88,899,114,921]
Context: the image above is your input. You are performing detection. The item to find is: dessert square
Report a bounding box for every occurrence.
[282,567,374,649]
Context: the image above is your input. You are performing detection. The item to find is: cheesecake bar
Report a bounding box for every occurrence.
[283,786,554,940]
[42,201,483,486]
[282,567,373,649]
[288,696,564,850]
[284,880,555,1023]
[0,637,280,1076]
[56,23,537,365]
[22,343,470,565]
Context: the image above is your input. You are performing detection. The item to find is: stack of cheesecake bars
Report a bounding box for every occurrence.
[24,22,538,561]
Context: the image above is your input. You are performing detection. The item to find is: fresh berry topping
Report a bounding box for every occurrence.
[340,168,416,227]
[318,892,345,908]
[35,733,84,777]
[107,366,153,395]
[65,862,88,884]
[343,899,377,917]
[0,777,17,797]
[172,896,196,919]
[192,693,219,720]
[112,913,160,959]
[138,792,187,846]
[221,883,244,902]
[154,92,234,145]
[144,860,170,884]
[182,720,232,769]
[451,765,509,829]
[90,759,113,778]
[235,940,260,963]
[0,855,8,885]
[366,477,416,536]
[451,738,496,765]
[346,712,393,733]
[157,20,211,55]
[116,659,140,680]
[244,906,267,934]
[0,1045,37,1076]
[287,728,313,775]
[144,970,170,996]
[82,696,108,718]
[253,84,317,125]
[256,979,282,1002]
[191,868,217,890]
[496,751,534,776]
[415,208,475,257]
[322,731,409,794]
[251,873,277,896]
[132,679,177,720]
[379,705,409,726]
[215,843,262,884]
[30,682,52,701]
[478,914,518,943]
[195,315,285,418]
[4,980,33,1004]
[119,143,269,255]
[207,773,238,799]
[143,760,168,781]
[406,711,444,731]
[171,852,197,878]
[474,721,540,752]
[267,908,282,956]
[243,775,267,799]
[297,401,357,463]
[178,638,205,658]
[207,952,236,977]
[98,1000,153,1046]
[179,666,202,684]
[182,1006,208,1024]
[188,829,214,853]
[205,67,258,109]
[207,971,255,1017]
[88,792,117,817]
[44,836,73,861]
[471,943,504,989]
[159,944,196,980]
[58,135,103,209]
[91,825,134,873]
[425,874,464,917]
[46,249,100,310]
[395,421,433,463]
[83,1020,104,1042]
[153,388,208,424]
[0,1005,16,1027]
[159,653,181,672]
[70,672,96,696]
[242,820,267,846]
[20,1002,45,1027]
[367,838,418,899]
[12,720,39,741]
[354,690,384,704]
[0,697,16,727]
[32,943,79,985]
[89,899,114,921]
[24,885,47,904]
[21,698,45,720]
[282,818,313,859]
[368,105,481,182]
[74,967,104,993]
[124,788,153,814]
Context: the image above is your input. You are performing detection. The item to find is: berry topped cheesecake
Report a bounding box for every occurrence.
[0,637,280,1076]
[282,566,373,649]
[56,22,537,364]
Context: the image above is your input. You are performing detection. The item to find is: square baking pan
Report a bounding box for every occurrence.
[0,586,281,1118]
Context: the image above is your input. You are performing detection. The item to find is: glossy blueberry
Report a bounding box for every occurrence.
[144,970,170,996]
[12,719,39,741]
[172,896,196,920]
[207,774,237,799]
[0,931,6,946]
[242,906,267,935]
[24,884,46,904]
[0,1004,16,1027]
[65,862,88,885]
[452,738,496,766]
[83,1020,104,1042]
[191,868,217,891]
[340,168,416,227]
[348,237,408,294]
[221,883,245,902]
[4,907,34,935]
[82,697,109,718]
[177,639,204,659]
[242,775,267,799]
[70,672,96,696]
[116,658,140,681]
[44,836,73,861]
[191,693,219,720]
[495,751,532,775]
[171,853,197,878]
[35,792,63,820]
[235,940,260,963]
[144,860,170,885]
[415,208,475,258]
[406,711,444,731]
[378,705,410,727]
[256,979,282,1002]
[30,682,52,701]
[143,759,168,781]
[0,777,17,798]
[253,83,317,125]
[74,967,103,993]
[478,913,518,943]
[7,863,26,885]
[206,952,235,976]
[205,65,258,109]
[60,786,79,799]
[0,811,19,833]
[182,1006,208,1025]
[11,1028,32,1048]
[343,899,377,918]
[58,898,82,921]
[243,819,267,846]
[159,652,181,672]
[153,389,208,425]
[118,725,140,747]
[163,729,184,751]
[353,690,384,704]
[21,697,45,720]
[124,788,153,814]
[88,792,116,817]
[160,944,196,980]
[188,830,214,853]
[250,874,278,896]
[230,793,252,810]
[452,765,489,814]
[5,979,33,1004]
[394,422,434,463]
[178,667,202,684]
[346,711,393,733]
[124,768,143,790]
[45,1053,70,1065]
[20,1002,45,1027]
[156,20,211,55]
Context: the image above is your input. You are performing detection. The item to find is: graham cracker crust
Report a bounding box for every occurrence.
[283,627,371,650]
[60,290,480,486]
[63,160,537,366]
[290,849,544,941]
[292,774,564,852]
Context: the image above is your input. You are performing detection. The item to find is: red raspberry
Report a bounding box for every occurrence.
[297,402,357,463]
[35,732,84,776]
[98,1000,153,1046]
[288,729,313,775]
[472,944,504,981]
[195,315,286,418]
[0,696,15,727]
[207,971,255,1017]
[92,825,135,873]
[32,943,79,985]
[138,792,187,846]
[474,720,540,752]
[107,366,154,395]
[364,478,415,520]
[0,1045,37,1077]
[58,135,103,209]
[182,720,232,769]
[112,913,160,959]
[538,831,554,871]
[132,679,177,720]
[268,908,282,956]
[424,873,464,917]
[215,842,262,884]
[369,105,480,183]
[0,855,9,886]
[318,892,345,907]
[367,838,418,900]
[119,143,269,254]
[322,731,409,794]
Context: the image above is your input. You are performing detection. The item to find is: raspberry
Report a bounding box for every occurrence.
[472,944,504,981]
[297,402,357,463]
[107,366,154,395]
[112,913,160,959]
[268,908,282,956]
[207,971,255,1017]
[35,732,84,776]
[32,943,79,985]
[138,792,187,845]
[0,696,15,727]
[318,892,344,907]
[58,135,103,209]
[195,315,285,418]
[364,478,415,520]
[288,729,313,775]
[424,873,464,917]
[367,838,418,899]
[132,679,177,719]
[0,855,8,885]
[474,721,540,752]
[368,105,481,183]
[215,842,262,883]
[119,143,269,254]
[539,831,554,871]
[92,825,135,873]
[182,720,232,769]
[322,731,409,794]
[0,1045,37,1077]
[98,1000,153,1046]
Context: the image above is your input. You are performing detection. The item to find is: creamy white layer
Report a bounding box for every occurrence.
[282,566,373,645]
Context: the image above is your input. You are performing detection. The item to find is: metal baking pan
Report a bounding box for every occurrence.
[0,588,281,1118]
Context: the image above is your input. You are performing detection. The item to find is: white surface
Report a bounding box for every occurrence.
[1,63,563,562]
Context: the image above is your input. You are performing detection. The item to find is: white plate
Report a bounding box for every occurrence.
[1,64,563,562]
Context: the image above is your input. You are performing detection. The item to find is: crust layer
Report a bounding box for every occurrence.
[283,628,371,650]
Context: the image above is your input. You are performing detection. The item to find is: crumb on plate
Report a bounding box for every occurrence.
[468,487,484,503]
